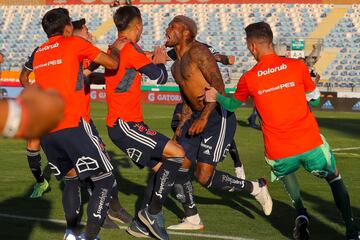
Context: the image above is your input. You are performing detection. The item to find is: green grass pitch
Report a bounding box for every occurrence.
[0,102,359,240]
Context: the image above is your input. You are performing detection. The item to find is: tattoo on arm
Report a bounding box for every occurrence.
[214,54,229,65]
[191,44,225,93]
[190,44,225,120]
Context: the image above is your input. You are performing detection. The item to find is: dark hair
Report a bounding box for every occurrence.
[113,5,141,32]
[245,21,273,43]
[41,8,71,38]
[72,18,86,30]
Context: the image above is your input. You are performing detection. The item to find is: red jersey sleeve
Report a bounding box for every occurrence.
[234,75,250,102]
[72,37,101,62]
[125,43,152,70]
[301,61,316,93]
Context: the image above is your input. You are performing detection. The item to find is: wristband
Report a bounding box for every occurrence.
[3,100,22,138]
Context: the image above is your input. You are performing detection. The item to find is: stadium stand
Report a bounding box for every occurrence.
[0,3,359,89]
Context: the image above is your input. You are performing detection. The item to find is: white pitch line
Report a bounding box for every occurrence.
[334,153,360,157]
[332,147,360,152]
[0,213,254,240]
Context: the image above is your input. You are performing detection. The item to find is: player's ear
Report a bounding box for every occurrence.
[183,29,191,41]
[63,24,73,37]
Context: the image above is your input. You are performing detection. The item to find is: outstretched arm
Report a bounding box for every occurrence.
[205,87,243,112]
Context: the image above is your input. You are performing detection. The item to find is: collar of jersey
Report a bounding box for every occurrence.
[48,35,63,42]
[259,53,278,62]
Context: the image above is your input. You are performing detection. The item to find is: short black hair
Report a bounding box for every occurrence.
[245,21,273,43]
[113,5,141,32]
[72,18,86,30]
[41,8,71,38]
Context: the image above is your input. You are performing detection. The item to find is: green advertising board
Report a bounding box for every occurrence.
[291,39,305,50]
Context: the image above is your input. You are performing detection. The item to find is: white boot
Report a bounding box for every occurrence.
[167,213,205,230]
[253,178,273,216]
[235,166,246,179]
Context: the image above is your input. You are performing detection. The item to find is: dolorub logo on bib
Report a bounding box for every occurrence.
[257,63,287,77]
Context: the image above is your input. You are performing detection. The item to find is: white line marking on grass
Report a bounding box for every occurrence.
[334,153,360,157]
[0,213,255,240]
[333,147,360,152]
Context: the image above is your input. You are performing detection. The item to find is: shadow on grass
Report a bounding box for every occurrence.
[314,118,360,138]
[0,185,63,239]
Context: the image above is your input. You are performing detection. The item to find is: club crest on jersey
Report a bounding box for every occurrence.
[76,157,100,173]
[126,148,143,162]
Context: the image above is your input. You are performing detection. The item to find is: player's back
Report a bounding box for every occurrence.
[242,54,322,159]
[33,35,100,132]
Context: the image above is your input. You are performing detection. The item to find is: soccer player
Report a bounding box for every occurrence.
[0,85,64,139]
[165,14,272,222]
[205,21,359,240]
[32,8,123,240]
[105,6,185,240]
[20,46,52,198]
[72,17,133,226]
[168,44,245,179]
[165,44,244,230]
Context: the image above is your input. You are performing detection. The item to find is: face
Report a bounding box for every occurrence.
[135,18,143,43]
[80,25,93,41]
[165,21,185,47]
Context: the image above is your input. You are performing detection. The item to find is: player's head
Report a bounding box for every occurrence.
[245,21,274,61]
[113,5,143,43]
[41,8,73,38]
[165,15,197,47]
[72,18,93,41]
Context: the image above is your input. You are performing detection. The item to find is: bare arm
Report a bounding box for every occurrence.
[92,37,128,70]
[92,50,119,70]
[173,100,193,140]
[186,44,225,135]
[214,54,235,65]
[19,67,32,87]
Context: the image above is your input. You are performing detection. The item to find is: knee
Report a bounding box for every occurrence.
[195,168,212,186]
[163,140,185,158]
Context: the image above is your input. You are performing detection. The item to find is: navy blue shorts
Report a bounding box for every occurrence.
[108,119,169,168]
[177,106,236,165]
[40,118,113,181]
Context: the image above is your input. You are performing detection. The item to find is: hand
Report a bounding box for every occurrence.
[227,55,235,65]
[173,126,182,141]
[110,37,129,51]
[188,118,208,136]
[83,69,92,77]
[17,86,64,138]
[204,86,218,102]
[144,51,154,60]
[152,45,167,64]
